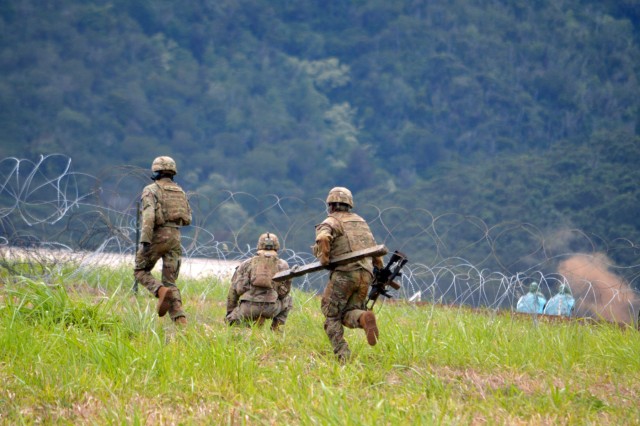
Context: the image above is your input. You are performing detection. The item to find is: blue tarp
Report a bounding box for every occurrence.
[516,292,547,314]
[543,294,575,317]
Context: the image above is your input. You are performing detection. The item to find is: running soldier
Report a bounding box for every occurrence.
[134,156,192,325]
[313,187,384,362]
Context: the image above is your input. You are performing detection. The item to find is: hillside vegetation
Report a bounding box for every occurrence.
[1,0,639,276]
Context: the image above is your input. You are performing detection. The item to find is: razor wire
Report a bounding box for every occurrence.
[1,154,639,326]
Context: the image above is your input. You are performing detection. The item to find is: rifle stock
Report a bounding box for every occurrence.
[272,244,388,282]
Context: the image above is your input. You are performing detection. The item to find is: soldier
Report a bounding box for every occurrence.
[134,156,192,325]
[226,232,293,330]
[312,187,384,362]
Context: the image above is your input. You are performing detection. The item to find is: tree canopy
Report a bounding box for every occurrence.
[1,0,639,280]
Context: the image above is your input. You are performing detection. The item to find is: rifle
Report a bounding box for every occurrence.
[132,200,141,294]
[366,250,408,310]
[272,244,388,282]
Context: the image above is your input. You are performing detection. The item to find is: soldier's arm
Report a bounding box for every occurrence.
[226,260,252,314]
[182,187,193,226]
[275,259,292,298]
[139,189,157,244]
[313,218,339,265]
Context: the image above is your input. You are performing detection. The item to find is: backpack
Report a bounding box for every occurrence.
[250,253,278,288]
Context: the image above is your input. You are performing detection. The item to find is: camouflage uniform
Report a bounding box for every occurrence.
[313,187,383,361]
[134,156,192,323]
[226,233,292,330]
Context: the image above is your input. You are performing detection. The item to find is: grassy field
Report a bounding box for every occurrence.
[1,266,639,425]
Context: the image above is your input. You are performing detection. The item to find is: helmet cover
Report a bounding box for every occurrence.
[326,186,354,208]
[151,156,178,174]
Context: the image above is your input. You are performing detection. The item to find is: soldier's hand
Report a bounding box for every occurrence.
[315,238,331,265]
[373,256,384,270]
[140,242,151,253]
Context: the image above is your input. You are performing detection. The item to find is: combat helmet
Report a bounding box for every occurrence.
[326,186,354,208]
[151,156,178,175]
[257,232,280,251]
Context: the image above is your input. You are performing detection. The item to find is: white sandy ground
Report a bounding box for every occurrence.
[0,247,241,281]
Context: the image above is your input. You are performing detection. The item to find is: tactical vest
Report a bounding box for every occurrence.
[250,252,278,288]
[328,212,376,259]
[153,180,191,226]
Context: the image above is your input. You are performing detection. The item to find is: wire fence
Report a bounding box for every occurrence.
[1,154,639,326]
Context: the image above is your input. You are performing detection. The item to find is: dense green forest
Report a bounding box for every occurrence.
[1,0,639,283]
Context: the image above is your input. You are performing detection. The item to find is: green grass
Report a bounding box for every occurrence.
[1,266,639,425]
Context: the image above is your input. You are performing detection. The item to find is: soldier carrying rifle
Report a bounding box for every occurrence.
[311,187,385,363]
[269,187,408,362]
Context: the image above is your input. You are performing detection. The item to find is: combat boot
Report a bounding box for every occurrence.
[336,348,351,364]
[156,286,174,317]
[174,316,187,326]
[271,319,285,332]
[359,311,379,346]
[168,287,187,322]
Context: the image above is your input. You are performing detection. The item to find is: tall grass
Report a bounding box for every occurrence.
[1,266,639,425]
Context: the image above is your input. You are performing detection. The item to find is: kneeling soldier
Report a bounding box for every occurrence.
[226,232,293,330]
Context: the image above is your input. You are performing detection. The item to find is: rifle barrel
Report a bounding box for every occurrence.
[132,201,141,294]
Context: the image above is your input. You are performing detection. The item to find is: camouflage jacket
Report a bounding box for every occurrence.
[314,211,382,274]
[226,250,292,312]
[139,177,192,243]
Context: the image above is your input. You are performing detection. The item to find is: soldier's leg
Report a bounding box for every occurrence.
[162,233,186,322]
[227,302,266,327]
[140,229,177,318]
[342,270,379,346]
[160,228,181,285]
[133,244,163,296]
[342,270,369,328]
[244,302,272,326]
[321,273,351,360]
[245,300,287,330]
[271,295,292,330]
[225,305,248,327]
[166,285,185,322]
[135,252,175,318]
[225,302,252,327]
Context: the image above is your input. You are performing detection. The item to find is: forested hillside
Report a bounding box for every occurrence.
[1,1,639,280]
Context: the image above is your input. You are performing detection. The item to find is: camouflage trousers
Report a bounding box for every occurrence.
[226,295,293,328]
[321,269,372,359]
[133,226,185,320]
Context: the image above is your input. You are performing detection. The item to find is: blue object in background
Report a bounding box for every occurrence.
[516,281,547,314]
[543,284,575,317]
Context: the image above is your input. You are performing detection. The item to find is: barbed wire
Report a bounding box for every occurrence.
[1,154,639,326]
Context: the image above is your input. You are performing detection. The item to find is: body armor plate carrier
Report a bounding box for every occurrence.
[329,212,376,259]
[153,181,191,226]
[250,253,278,288]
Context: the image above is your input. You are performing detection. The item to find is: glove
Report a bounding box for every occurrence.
[373,256,384,270]
[140,242,151,253]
